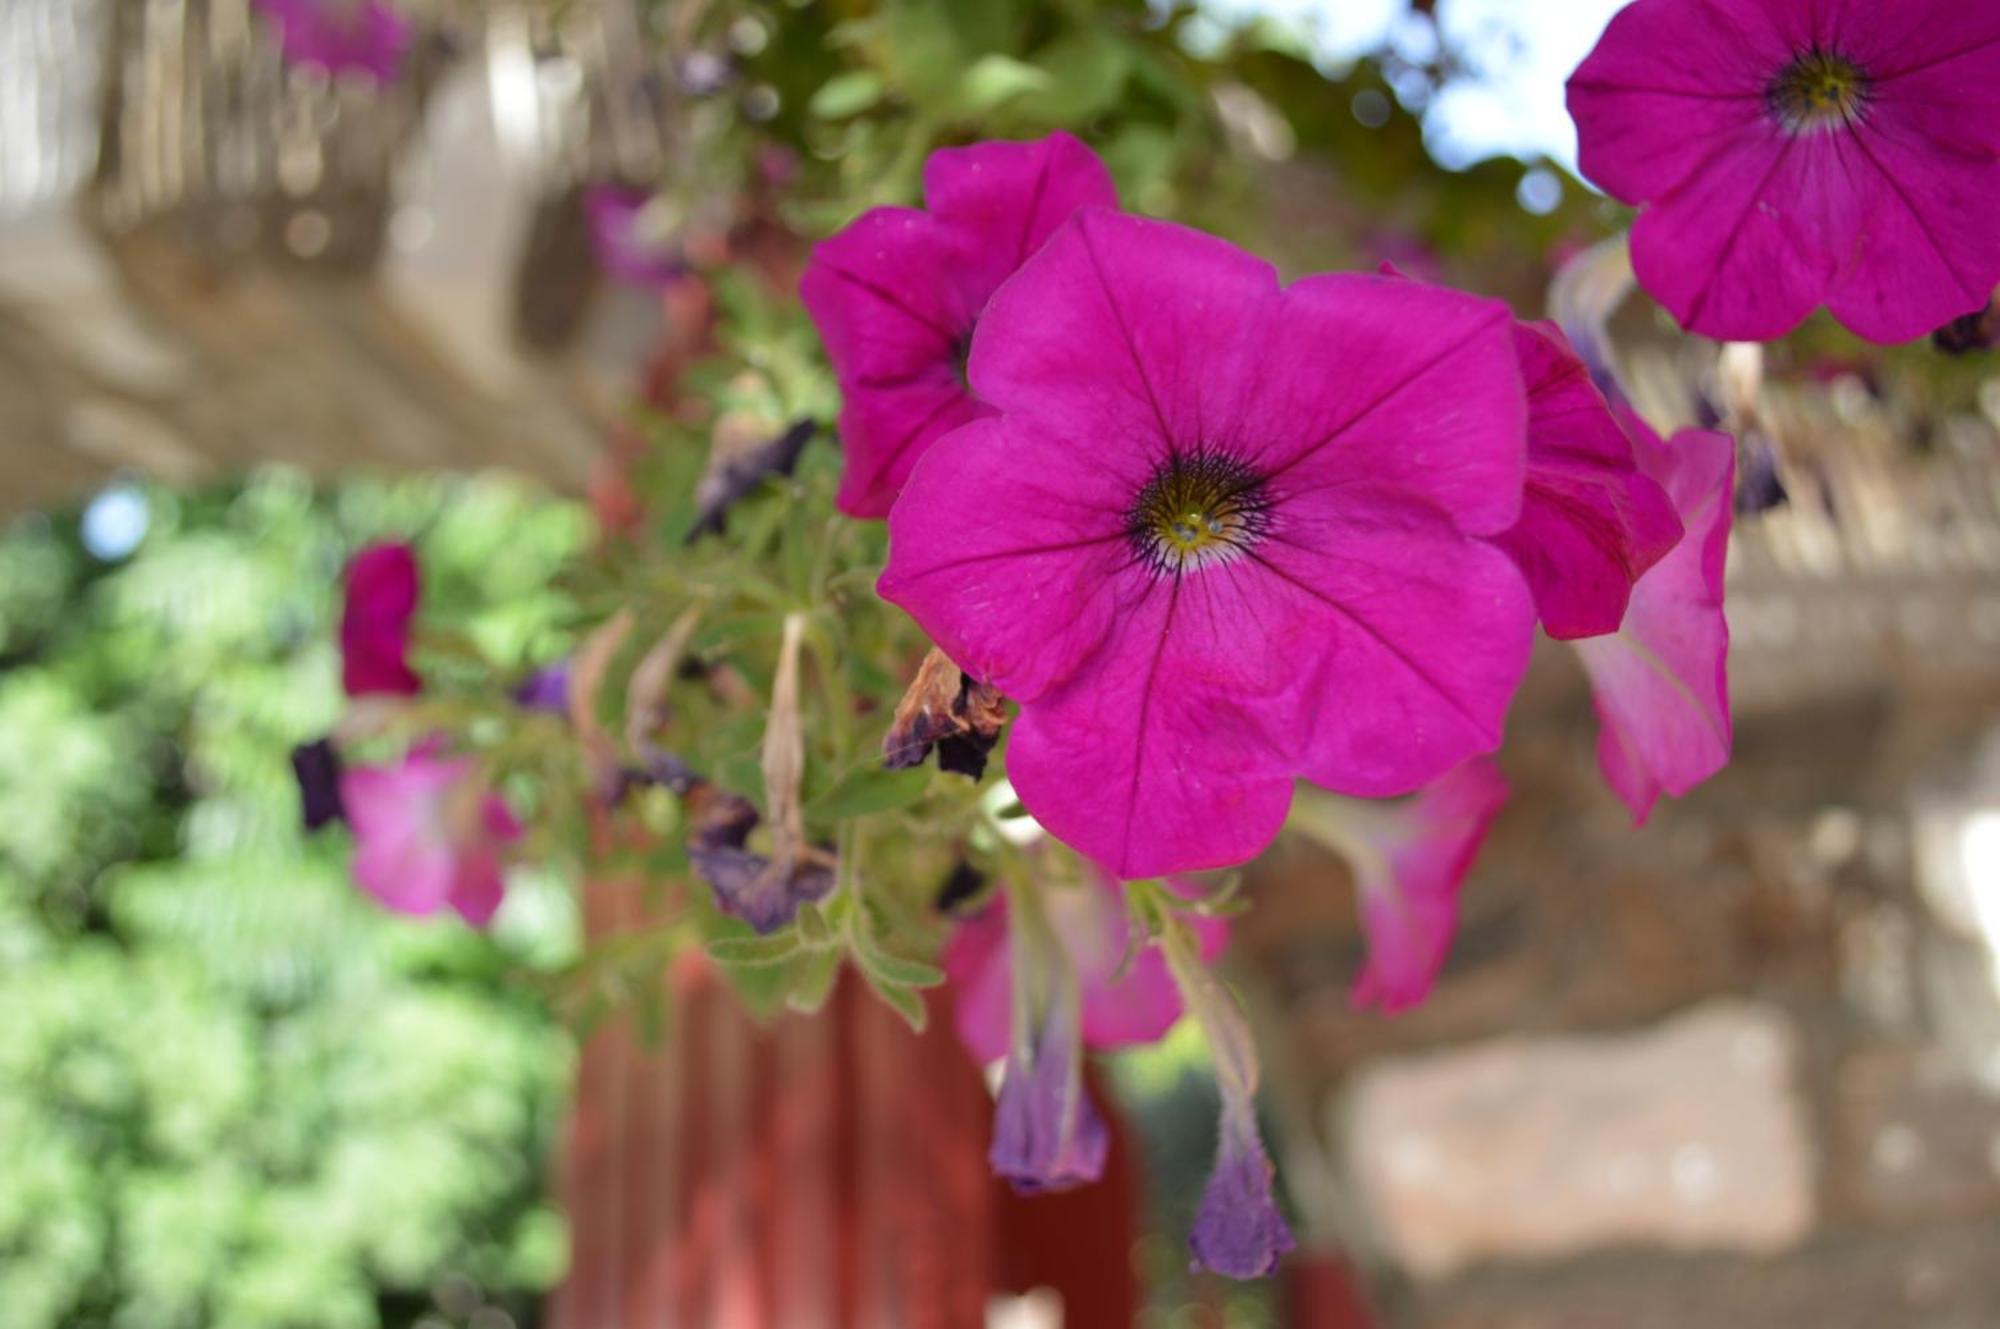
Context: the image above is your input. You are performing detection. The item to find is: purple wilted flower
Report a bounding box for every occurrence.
[252,0,412,81]
[584,185,685,289]
[512,664,571,714]
[290,736,346,830]
[989,986,1110,1194]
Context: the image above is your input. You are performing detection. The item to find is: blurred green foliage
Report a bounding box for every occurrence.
[0,470,588,1329]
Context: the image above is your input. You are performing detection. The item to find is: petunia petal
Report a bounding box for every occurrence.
[340,542,422,698]
[1823,123,2000,344]
[1495,322,1682,640]
[1574,427,1735,824]
[968,208,1282,467]
[1630,129,1860,342]
[1565,0,1783,204]
[879,416,1139,703]
[1251,272,1530,537]
[1003,580,1297,880]
[946,877,1229,1065]
[1343,758,1510,1013]
[922,131,1119,279]
[340,754,467,916]
[1266,494,1536,799]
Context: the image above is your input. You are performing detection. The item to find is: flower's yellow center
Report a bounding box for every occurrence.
[1128,451,1270,576]
[1769,50,1870,132]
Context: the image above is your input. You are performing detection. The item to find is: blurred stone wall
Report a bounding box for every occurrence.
[1241,531,2000,1327]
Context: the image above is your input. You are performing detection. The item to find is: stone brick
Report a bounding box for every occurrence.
[1342,1001,1814,1279]
[1829,1044,2000,1226]
[1418,1222,2000,1329]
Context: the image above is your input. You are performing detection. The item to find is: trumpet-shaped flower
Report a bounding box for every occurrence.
[1496,322,1681,640]
[253,0,411,81]
[1568,0,2000,343]
[944,875,1228,1065]
[802,133,1116,517]
[340,747,521,927]
[1294,760,1510,1013]
[1574,424,1735,822]
[880,210,1537,879]
[340,542,421,698]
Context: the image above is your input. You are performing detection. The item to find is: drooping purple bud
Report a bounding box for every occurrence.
[291,736,346,830]
[512,663,571,714]
[1190,1100,1294,1279]
[989,986,1108,1194]
[1162,916,1295,1278]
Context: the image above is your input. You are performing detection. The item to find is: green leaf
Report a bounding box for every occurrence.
[811,70,886,120]
[857,948,946,990]
[704,932,801,968]
[862,971,928,1033]
[786,949,842,1015]
[807,766,930,823]
[951,54,1051,114]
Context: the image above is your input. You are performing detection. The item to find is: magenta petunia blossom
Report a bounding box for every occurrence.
[1568,0,2000,343]
[252,0,412,81]
[1495,322,1681,641]
[340,542,421,697]
[879,209,1538,879]
[340,747,522,927]
[801,133,1116,518]
[945,875,1229,1066]
[1574,422,1735,823]
[1336,758,1509,1012]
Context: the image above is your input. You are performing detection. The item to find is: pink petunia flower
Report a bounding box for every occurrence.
[1568,0,2000,343]
[1573,422,1735,822]
[879,209,1538,879]
[801,133,1116,518]
[252,0,412,82]
[339,747,522,927]
[339,542,421,698]
[1494,322,1682,641]
[945,875,1229,1066]
[1292,759,1510,1013]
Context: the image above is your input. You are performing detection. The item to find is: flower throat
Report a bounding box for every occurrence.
[1768,49,1870,132]
[1127,451,1272,576]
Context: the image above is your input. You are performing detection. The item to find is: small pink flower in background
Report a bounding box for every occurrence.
[339,542,421,697]
[945,875,1229,1066]
[252,0,412,82]
[340,747,521,927]
[1574,423,1735,823]
[801,132,1116,518]
[881,209,1537,879]
[1299,759,1511,1013]
[1568,0,2000,343]
[1494,322,1682,641]
[584,186,685,289]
